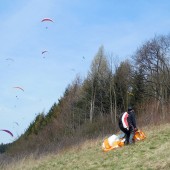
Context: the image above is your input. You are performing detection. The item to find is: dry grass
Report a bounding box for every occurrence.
[1,123,170,170]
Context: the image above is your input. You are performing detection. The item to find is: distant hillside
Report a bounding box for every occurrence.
[1,123,170,170]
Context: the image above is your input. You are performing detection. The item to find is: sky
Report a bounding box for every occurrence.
[1,0,170,144]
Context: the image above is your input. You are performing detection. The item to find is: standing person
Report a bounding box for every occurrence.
[119,106,138,144]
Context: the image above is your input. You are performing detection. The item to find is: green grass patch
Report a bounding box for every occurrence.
[1,123,170,170]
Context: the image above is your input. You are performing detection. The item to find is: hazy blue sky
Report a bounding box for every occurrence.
[1,0,170,144]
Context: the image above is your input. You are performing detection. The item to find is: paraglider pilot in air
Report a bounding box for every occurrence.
[119,106,138,145]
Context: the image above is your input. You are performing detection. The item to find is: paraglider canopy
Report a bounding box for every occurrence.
[13,122,19,126]
[13,86,24,92]
[41,50,48,58]
[6,58,14,62]
[41,18,54,22]
[0,129,13,137]
[42,50,48,54]
[41,18,54,29]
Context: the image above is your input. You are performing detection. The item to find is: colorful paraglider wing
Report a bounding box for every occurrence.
[1,129,13,137]
[13,86,24,92]
[41,18,54,22]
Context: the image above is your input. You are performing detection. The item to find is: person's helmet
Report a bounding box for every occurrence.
[128,106,133,112]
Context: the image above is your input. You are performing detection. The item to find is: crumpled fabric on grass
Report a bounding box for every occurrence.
[102,130,146,152]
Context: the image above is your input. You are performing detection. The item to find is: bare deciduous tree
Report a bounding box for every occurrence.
[133,35,170,119]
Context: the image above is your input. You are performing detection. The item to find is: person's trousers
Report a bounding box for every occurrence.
[119,124,134,144]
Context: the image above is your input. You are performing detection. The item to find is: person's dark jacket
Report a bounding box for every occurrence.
[127,110,137,129]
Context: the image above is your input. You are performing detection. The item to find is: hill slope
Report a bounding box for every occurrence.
[2,123,170,170]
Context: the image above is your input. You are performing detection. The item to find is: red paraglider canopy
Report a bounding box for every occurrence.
[41,18,54,22]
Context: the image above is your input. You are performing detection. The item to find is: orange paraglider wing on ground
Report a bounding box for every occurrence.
[102,130,146,152]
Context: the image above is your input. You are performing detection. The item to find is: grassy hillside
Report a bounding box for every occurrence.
[1,123,170,170]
